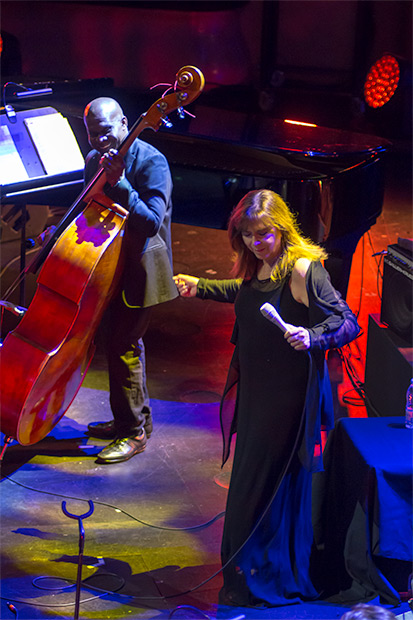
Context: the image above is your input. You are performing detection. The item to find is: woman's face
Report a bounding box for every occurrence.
[241,219,282,265]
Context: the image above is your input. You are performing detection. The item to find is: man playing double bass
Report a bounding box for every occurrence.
[81,97,177,463]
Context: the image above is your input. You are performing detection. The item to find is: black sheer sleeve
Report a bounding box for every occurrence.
[196,278,243,304]
[306,262,360,351]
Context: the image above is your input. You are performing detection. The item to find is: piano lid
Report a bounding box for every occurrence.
[188,106,392,157]
[144,130,327,180]
[143,105,392,179]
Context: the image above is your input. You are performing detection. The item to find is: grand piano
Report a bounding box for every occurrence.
[142,104,391,297]
[1,94,391,301]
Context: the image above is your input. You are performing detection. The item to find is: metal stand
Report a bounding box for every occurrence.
[61,500,94,620]
[1,202,31,308]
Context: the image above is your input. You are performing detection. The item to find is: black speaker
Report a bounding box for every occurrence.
[380,243,413,343]
[364,314,413,417]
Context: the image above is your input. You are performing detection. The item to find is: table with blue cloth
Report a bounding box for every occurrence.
[316,416,413,605]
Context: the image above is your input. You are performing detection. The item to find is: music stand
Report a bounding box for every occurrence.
[0,106,84,305]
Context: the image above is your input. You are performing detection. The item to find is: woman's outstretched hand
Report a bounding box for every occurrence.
[173,274,199,298]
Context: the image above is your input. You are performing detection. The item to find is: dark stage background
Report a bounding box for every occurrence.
[1,1,411,136]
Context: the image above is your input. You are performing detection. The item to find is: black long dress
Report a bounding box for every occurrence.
[222,277,316,606]
[196,262,361,607]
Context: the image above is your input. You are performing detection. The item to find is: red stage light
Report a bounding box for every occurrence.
[364,54,400,109]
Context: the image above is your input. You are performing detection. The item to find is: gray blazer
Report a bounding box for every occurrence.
[84,138,178,308]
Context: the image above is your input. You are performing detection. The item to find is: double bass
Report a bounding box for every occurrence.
[0,66,205,447]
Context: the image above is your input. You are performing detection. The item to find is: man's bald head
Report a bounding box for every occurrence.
[84,97,124,124]
[84,97,128,154]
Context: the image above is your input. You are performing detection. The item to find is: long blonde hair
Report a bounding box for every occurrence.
[228,189,327,280]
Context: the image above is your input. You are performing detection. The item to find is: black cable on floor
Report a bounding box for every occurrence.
[2,474,225,531]
[1,473,227,611]
[1,412,302,608]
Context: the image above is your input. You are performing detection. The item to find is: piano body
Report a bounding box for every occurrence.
[142,105,391,297]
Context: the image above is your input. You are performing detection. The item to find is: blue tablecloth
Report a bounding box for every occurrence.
[317,416,413,605]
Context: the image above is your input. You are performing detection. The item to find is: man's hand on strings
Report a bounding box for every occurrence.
[100,149,126,187]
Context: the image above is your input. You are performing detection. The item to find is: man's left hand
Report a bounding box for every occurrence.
[100,149,125,187]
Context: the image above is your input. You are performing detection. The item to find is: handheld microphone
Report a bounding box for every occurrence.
[260,302,289,333]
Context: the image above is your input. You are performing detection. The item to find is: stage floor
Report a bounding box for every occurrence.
[1,152,411,620]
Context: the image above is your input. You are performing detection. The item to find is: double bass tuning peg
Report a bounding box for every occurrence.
[161,116,173,128]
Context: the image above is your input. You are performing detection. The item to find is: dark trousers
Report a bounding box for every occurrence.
[103,292,152,436]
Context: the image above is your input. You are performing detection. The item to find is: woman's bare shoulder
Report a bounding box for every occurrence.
[292,257,312,278]
[290,258,312,306]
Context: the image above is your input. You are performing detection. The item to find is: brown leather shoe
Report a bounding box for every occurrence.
[87,420,116,439]
[96,430,147,464]
[87,412,153,439]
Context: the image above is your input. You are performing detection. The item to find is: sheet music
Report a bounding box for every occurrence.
[24,112,84,176]
[0,124,30,185]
